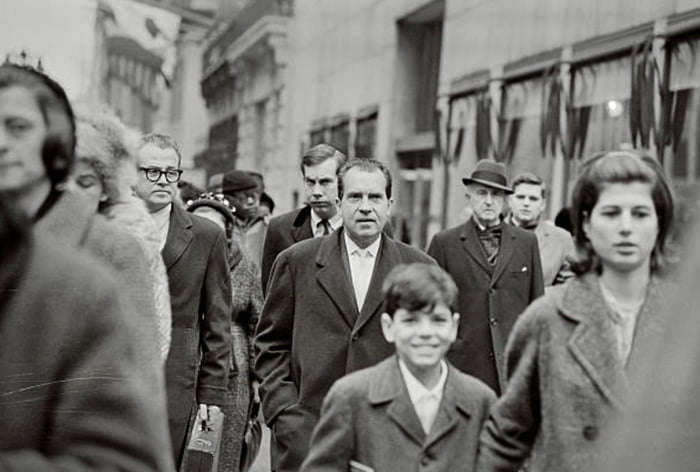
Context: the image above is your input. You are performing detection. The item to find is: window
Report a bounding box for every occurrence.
[329,118,350,155]
[355,112,377,158]
[310,126,327,146]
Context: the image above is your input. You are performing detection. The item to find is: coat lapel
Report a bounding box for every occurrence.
[368,357,426,446]
[291,205,313,242]
[624,278,666,384]
[353,236,400,333]
[162,204,193,270]
[424,363,471,449]
[459,221,492,275]
[490,223,517,284]
[315,230,358,328]
[559,274,629,410]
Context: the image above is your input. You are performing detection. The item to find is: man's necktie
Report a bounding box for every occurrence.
[320,219,331,235]
[477,226,502,265]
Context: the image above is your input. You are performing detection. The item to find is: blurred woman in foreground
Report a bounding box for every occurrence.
[477,150,675,472]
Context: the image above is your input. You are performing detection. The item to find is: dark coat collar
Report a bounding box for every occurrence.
[556,272,665,409]
[367,356,474,447]
[459,218,518,283]
[162,204,193,269]
[291,205,313,243]
[315,228,400,331]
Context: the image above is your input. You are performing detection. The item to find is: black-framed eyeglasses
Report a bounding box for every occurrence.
[139,166,183,183]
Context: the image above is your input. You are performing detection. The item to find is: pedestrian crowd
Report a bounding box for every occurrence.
[0,59,695,472]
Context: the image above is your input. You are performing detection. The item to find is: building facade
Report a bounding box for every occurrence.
[284,0,700,248]
[199,0,293,195]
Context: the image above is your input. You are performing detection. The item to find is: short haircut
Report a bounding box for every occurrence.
[138,133,182,167]
[382,263,458,316]
[300,143,346,176]
[571,149,675,275]
[338,158,392,199]
[512,172,546,198]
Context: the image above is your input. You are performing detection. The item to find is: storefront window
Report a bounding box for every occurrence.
[355,112,377,158]
[330,120,350,155]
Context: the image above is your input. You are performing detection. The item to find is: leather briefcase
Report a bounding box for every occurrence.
[184,409,225,472]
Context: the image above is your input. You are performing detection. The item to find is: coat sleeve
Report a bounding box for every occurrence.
[300,381,355,472]
[261,219,284,296]
[254,250,299,424]
[529,236,545,301]
[197,228,233,406]
[0,276,175,472]
[477,305,543,472]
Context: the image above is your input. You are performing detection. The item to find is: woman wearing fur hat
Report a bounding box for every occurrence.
[69,104,172,363]
[187,193,263,472]
[34,104,169,369]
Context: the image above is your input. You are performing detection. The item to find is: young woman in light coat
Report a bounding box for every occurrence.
[477,150,675,472]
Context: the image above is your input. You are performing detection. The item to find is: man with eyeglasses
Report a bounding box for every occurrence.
[135,133,232,468]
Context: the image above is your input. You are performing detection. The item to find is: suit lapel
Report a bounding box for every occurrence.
[316,230,358,328]
[354,237,399,333]
[424,364,471,449]
[625,278,666,384]
[368,357,426,446]
[459,221,492,275]
[535,222,551,252]
[291,206,313,242]
[162,204,193,270]
[490,224,517,284]
[560,275,629,410]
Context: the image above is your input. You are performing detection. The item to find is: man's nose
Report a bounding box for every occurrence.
[358,196,372,212]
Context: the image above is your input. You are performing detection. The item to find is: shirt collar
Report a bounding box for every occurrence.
[151,203,172,225]
[398,358,448,403]
[310,207,343,232]
[344,231,381,257]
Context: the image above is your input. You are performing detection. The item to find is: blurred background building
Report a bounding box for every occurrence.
[4,0,700,247]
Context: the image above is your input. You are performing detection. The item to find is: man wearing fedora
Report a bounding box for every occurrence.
[222,169,268,275]
[427,159,544,394]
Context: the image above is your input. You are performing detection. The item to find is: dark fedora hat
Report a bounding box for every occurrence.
[462,159,512,194]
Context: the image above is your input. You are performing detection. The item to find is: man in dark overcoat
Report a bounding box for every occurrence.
[255,159,433,472]
[135,133,232,467]
[427,159,544,394]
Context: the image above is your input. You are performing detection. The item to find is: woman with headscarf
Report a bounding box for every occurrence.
[477,150,676,472]
[0,60,174,472]
[187,193,263,472]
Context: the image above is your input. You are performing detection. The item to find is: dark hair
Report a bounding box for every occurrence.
[300,143,346,176]
[178,180,204,204]
[0,63,76,185]
[383,263,458,316]
[338,158,393,199]
[138,133,182,167]
[554,206,573,234]
[512,172,546,198]
[571,150,674,275]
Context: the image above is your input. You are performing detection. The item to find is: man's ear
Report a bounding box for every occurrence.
[380,312,394,343]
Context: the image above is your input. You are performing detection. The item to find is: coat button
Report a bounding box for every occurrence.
[582,425,598,440]
[490,318,498,326]
[420,454,432,466]
[351,334,359,341]
[488,352,494,360]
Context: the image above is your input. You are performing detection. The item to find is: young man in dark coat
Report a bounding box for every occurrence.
[255,159,434,472]
[135,133,232,467]
[260,143,347,292]
[427,160,544,394]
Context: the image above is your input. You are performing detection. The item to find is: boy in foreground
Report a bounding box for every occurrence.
[301,263,496,472]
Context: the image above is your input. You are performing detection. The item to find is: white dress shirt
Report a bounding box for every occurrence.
[344,232,381,311]
[151,203,172,251]
[398,359,448,434]
[310,209,342,238]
